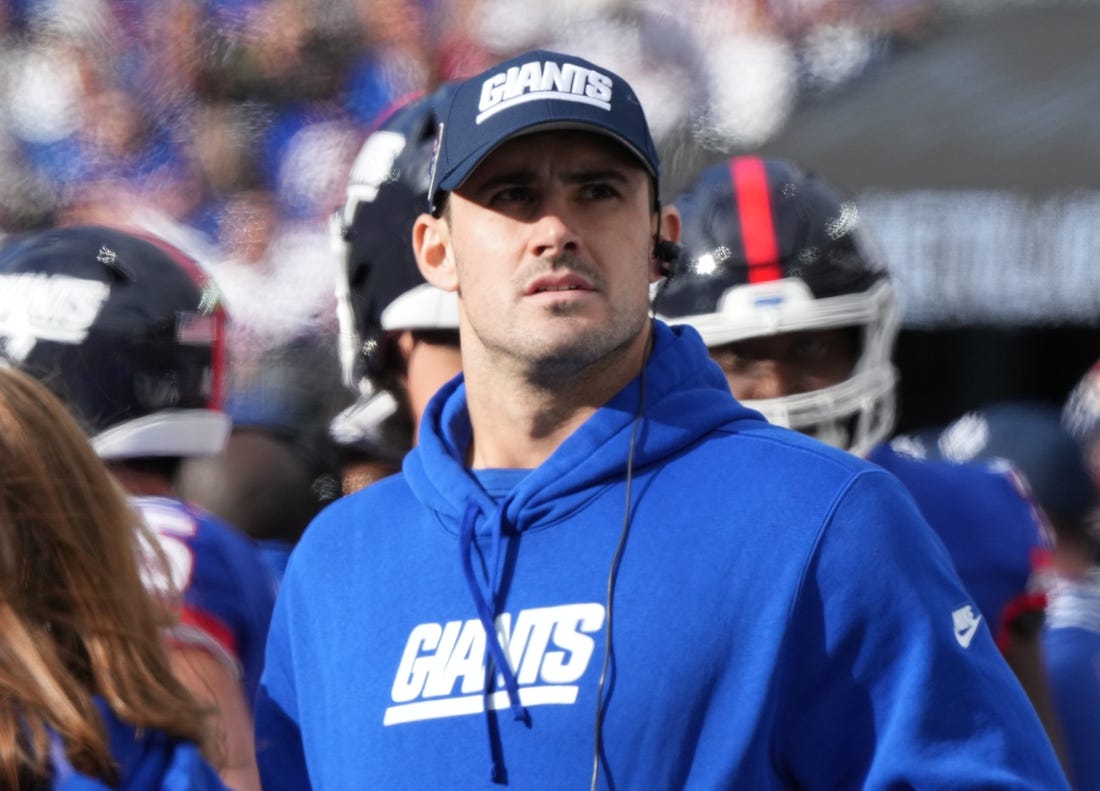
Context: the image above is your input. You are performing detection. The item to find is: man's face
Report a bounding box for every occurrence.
[440,130,662,380]
[396,329,463,442]
[709,328,859,400]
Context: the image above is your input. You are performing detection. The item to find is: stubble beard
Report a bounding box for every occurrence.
[461,250,651,387]
[520,290,653,393]
[519,300,646,387]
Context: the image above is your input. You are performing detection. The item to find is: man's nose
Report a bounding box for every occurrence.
[530,198,580,260]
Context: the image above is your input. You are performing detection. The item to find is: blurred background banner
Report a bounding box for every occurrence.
[753,3,1100,328]
[742,2,1100,430]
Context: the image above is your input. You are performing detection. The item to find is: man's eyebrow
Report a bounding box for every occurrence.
[561,168,632,185]
[467,168,538,193]
[471,166,634,191]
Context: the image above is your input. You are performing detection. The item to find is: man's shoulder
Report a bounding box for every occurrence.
[660,418,888,514]
[708,418,877,478]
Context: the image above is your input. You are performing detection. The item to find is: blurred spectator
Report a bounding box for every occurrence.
[52,84,201,225]
[343,0,432,124]
[0,364,225,789]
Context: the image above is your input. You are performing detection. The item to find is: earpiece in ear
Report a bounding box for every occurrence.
[653,239,682,278]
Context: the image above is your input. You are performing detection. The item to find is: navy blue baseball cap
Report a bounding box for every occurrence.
[427,49,660,214]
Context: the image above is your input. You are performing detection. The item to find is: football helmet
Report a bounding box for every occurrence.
[905,402,1097,529]
[333,84,460,395]
[0,224,229,459]
[658,156,899,456]
[1064,360,1100,450]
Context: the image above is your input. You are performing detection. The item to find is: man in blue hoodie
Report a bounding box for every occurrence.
[255,49,1070,790]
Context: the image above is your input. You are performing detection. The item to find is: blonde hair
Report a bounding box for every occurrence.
[0,366,209,786]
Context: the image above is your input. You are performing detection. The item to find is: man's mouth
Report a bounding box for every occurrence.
[536,284,583,293]
[526,274,594,295]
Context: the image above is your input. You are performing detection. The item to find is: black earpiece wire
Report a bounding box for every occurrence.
[590,327,651,791]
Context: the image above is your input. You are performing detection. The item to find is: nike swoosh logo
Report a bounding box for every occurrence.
[955,616,982,648]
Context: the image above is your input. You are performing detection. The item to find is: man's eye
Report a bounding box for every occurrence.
[581,183,619,200]
[491,187,535,205]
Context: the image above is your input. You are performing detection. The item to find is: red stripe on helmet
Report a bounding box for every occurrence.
[134,229,228,410]
[730,157,781,283]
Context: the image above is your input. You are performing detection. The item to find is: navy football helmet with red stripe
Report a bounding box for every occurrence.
[333,84,460,396]
[658,156,899,455]
[0,225,229,459]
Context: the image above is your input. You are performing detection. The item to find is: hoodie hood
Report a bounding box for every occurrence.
[404,320,764,534]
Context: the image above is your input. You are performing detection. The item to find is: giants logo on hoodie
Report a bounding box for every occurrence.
[384,603,605,725]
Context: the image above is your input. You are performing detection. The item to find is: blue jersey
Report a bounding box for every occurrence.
[134,496,276,704]
[1043,570,1100,790]
[256,323,1067,790]
[868,443,1050,645]
[51,699,227,790]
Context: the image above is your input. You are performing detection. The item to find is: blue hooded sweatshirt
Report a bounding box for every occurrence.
[256,322,1067,790]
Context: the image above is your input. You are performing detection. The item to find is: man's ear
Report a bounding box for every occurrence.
[413,213,458,292]
[650,203,682,282]
[660,203,682,245]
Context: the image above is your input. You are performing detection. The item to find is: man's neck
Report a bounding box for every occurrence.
[462,330,651,470]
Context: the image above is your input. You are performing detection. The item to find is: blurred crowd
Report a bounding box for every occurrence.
[0,0,943,459]
[0,0,936,226]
